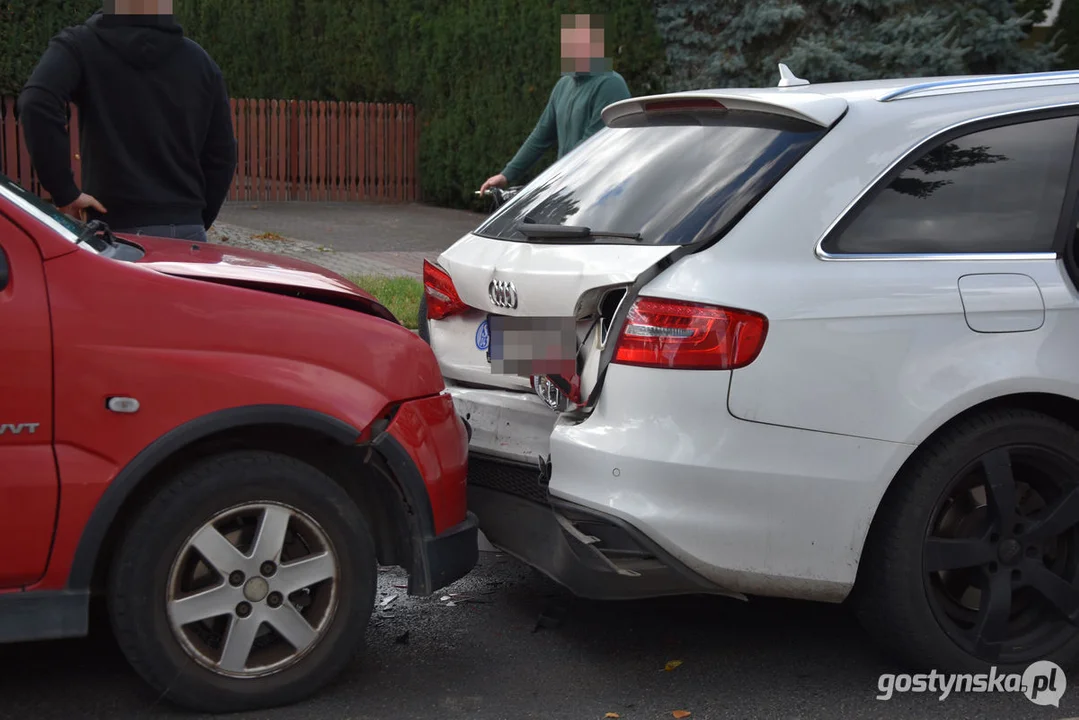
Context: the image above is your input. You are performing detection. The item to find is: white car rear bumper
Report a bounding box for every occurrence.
[450,366,916,603]
[447,384,557,464]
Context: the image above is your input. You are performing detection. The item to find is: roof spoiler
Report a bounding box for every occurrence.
[601,90,848,129]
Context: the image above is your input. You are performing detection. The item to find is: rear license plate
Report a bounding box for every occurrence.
[487,315,577,377]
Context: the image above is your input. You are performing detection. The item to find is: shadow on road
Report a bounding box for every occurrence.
[0,554,1064,719]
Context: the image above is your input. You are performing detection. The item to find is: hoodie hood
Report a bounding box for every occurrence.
[86,11,184,69]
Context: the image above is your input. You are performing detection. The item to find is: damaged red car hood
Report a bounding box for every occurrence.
[130,235,398,323]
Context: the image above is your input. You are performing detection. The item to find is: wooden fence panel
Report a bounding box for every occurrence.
[367,103,376,200]
[330,101,341,202]
[361,103,368,200]
[296,100,307,201]
[337,102,347,203]
[314,101,325,202]
[347,102,357,201]
[376,103,385,201]
[273,100,280,200]
[255,99,266,201]
[409,105,418,202]
[0,96,419,205]
[389,104,396,201]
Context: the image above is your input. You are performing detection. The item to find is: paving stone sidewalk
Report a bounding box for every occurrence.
[207,222,436,278]
[207,201,488,279]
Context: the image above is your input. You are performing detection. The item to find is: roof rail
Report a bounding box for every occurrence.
[879,70,1079,102]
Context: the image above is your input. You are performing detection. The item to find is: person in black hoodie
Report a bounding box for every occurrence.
[17,0,236,242]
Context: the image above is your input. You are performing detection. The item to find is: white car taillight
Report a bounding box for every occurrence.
[612,297,768,370]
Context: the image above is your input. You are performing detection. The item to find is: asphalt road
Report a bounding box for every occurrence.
[2,553,1075,720]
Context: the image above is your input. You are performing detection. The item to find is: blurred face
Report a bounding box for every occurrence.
[104,0,173,14]
[560,14,606,72]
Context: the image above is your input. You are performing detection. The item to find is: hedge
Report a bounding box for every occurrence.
[0,1,100,98]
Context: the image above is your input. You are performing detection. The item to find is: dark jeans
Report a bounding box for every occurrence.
[117,224,208,243]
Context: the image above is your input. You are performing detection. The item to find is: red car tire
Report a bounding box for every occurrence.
[108,450,377,713]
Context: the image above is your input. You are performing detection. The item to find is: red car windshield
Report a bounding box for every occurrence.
[0,172,109,252]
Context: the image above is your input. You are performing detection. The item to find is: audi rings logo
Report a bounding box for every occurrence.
[489,279,519,309]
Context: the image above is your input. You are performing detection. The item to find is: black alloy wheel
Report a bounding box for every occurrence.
[856,409,1079,672]
[923,444,1079,664]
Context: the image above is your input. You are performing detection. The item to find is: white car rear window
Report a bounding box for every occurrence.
[478,111,827,246]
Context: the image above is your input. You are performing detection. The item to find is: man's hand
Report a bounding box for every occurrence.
[60,193,107,221]
[479,174,508,194]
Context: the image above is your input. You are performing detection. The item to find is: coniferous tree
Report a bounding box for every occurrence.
[1056,0,1079,68]
[1016,0,1052,26]
[657,0,1064,90]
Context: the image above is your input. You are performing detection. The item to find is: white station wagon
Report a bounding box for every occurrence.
[423,68,1079,673]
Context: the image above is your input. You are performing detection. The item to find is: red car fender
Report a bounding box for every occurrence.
[31,248,444,590]
[380,394,469,536]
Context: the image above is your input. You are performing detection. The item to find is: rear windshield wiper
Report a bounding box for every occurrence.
[515,220,642,243]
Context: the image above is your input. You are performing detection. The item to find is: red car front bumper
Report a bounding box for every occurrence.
[373,392,478,595]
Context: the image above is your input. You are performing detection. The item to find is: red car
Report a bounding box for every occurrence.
[0,171,477,713]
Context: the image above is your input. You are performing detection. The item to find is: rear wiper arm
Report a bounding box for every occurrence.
[515,221,642,243]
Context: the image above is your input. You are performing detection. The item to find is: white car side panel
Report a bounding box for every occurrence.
[669,252,1079,444]
[638,88,1079,445]
[548,364,914,601]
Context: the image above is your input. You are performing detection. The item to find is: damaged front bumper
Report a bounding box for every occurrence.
[371,393,479,596]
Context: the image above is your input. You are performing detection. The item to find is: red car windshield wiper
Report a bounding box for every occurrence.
[75,218,120,248]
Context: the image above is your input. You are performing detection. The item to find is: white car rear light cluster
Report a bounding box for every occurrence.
[612,297,768,371]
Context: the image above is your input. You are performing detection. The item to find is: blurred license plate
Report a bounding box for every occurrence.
[487,315,577,377]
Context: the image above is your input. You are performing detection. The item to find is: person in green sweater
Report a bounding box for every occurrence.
[479,13,632,194]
